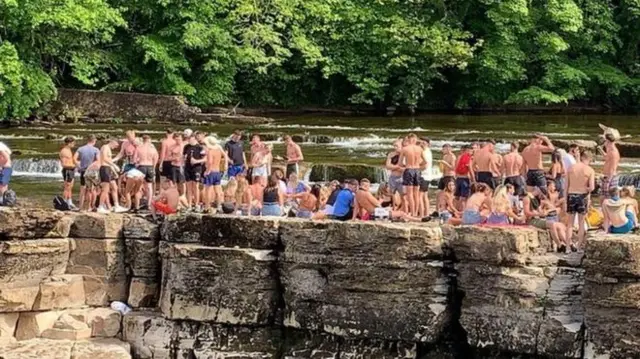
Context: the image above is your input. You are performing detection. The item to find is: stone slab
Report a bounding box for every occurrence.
[0,338,74,359]
[87,308,121,338]
[67,238,125,277]
[123,312,174,359]
[584,234,640,278]
[71,338,131,359]
[70,213,124,239]
[15,311,61,340]
[159,244,278,325]
[0,209,71,239]
[0,313,19,339]
[0,238,70,283]
[0,280,40,312]
[125,239,158,277]
[83,275,129,307]
[33,275,86,311]
[123,216,159,240]
[128,277,158,308]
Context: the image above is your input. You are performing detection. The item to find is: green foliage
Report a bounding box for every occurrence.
[2,0,640,117]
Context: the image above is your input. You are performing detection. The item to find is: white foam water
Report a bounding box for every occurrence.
[257,123,444,133]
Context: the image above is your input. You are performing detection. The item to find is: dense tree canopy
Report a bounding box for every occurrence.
[1,0,640,117]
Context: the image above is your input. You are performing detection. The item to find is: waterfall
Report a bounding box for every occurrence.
[12,158,63,178]
[616,173,640,189]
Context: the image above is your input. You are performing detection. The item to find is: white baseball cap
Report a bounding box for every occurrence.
[183,129,193,138]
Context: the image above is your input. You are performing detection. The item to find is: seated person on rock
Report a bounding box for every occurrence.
[485,185,525,225]
[620,186,639,228]
[221,177,238,214]
[436,178,460,223]
[460,183,492,225]
[603,187,637,234]
[151,180,187,219]
[523,187,571,253]
[353,178,425,222]
[235,175,253,216]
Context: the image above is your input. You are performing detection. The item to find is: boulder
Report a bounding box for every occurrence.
[159,244,279,324]
[15,311,60,340]
[280,220,448,342]
[583,234,640,278]
[0,280,41,312]
[0,238,70,282]
[42,315,92,339]
[123,216,159,240]
[83,275,129,307]
[70,213,124,239]
[71,338,131,359]
[125,239,159,277]
[33,275,85,311]
[123,312,174,359]
[0,338,74,359]
[161,214,281,249]
[87,308,121,337]
[67,239,125,277]
[0,313,19,340]
[128,277,158,308]
[0,209,71,239]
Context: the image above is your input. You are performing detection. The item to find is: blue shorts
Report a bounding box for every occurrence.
[610,212,635,234]
[228,165,244,177]
[0,168,12,186]
[454,177,471,198]
[462,210,484,225]
[203,172,222,186]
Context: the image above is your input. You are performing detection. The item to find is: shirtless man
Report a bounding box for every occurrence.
[59,137,77,209]
[151,180,187,220]
[564,150,595,248]
[136,135,159,208]
[502,142,525,197]
[353,179,422,221]
[399,133,424,217]
[202,137,227,212]
[438,144,456,190]
[0,142,11,203]
[386,140,405,210]
[113,130,138,172]
[522,134,555,195]
[159,129,176,181]
[250,135,268,185]
[98,140,127,213]
[454,145,474,211]
[169,133,186,195]
[284,135,303,178]
[601,131,620,202]
[474,140,500,190]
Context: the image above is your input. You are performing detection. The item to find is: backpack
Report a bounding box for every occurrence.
[53,195,71,211]
[1,190,16,207]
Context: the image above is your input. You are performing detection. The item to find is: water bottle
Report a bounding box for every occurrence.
[110,301,132,315]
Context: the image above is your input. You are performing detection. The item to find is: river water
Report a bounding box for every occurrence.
[3,114,640,204]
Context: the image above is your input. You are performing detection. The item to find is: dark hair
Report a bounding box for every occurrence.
[511,142,519,150]
[581,150,593,160]
[505,183,514,191]
[252,134,261,140]
[266,174,279,190]
[485,139,496,145]
[284,135,292,141]
[569,144,579,151]
[311,184,321,199]
[605,133,617,142]
[172,133,181,139]
[142,135,151,141]
[360,178,371,185]
[609,186,620,198]
[273,168,284,179]
[166,128,174,134]
[86,135,96,142]
[444,178,455,192]
[233,129,243,136]
[420,137,431,144]
[471,182,488,194]
[546,179,555,188]
[347,179,359,186]
[64,137,75,144]
[551,150,561,163]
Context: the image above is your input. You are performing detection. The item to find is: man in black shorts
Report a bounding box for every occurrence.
[183,134,205,208]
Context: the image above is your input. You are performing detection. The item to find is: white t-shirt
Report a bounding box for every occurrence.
[126,168,144,178]
[559,149,576,172]
[421,147,433,181]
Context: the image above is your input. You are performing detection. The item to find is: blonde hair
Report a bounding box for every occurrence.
[236,176,249,204]
[621,186,636,198]
[376,182,390,199]
[224,177,238,200]
[492,185,510,214]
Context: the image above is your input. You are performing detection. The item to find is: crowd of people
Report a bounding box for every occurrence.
[0,124,636,250]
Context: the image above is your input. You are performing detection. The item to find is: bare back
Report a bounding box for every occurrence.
[99,145,113,166]
[603,143,620,177]
[59,147,74,168]
[160,138,175,162]
[401,144,423,169]
[503,152,523,177]
[566,162,595,194]
[355,189,380,214]
[207,146,223,173]
[522,145,544,170]
[137,143,158,166]
[287,143,302,163]
[465,193,488,212]
[474,148,492,172]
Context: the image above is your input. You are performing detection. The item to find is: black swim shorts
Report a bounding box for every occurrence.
[99,166,113,184]
[185,165,203,182]
[419,177,429,192]
[62,168,75,183]
[526,170,548,195]
[567,193,588,215]
[504,175,525,197]
[454,177,471,198]
[161,161,172,178]
[402,169,421,187]
[171,165,185,184]
[138,165,155,183]
[477,171,498,190]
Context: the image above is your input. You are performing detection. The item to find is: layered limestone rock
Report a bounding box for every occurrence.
[446,225,585,357]
[0,338,130,359]
[583,234,640,359]
[0,208,71,239]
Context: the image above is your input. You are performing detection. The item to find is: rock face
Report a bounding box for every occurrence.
[4,210,640,359]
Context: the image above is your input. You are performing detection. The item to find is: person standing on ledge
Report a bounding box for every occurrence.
[284,135,303,179]
[135,135,159,209]
[502,142,525,197]
[386,139,405,211]
[74,135,99,211]
[474,140,499,190]
[565,150,595,249]
[399,133,424,217]
[522,134,554,195]
[159,128,175,182]
[601,129,620,203]
[225,129,246,178]
[59,137,78,209]
[98,140,127,213]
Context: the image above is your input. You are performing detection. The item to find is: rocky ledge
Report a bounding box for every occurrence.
[0,209,637,358]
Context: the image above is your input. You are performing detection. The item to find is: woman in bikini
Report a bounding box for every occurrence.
[486,185,525,225]
[461,183,492,225]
